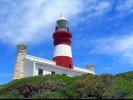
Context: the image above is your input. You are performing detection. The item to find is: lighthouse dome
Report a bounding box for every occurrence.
[56,14,68,29]
[57,14,67,21]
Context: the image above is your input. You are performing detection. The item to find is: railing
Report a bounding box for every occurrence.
[74,66,89,72]
[26,55,56,64]
[56,28,68,32]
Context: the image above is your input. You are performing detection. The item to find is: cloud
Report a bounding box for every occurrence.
[0,0,132,46]
[87,1,111,17]
[91,34,133,65]
[0,0,114,45]
[76,0,112,23]
[0,0,83,45]
[0,72,10,77]
[116,0,133,13]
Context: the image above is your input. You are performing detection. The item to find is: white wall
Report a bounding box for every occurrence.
[36,64,51,75]
[67,71,82,77]
[36,63,64,75]
[23,59,87,78]
[23,59,34,77]
[35,63,84,77]
[54,44,72,57]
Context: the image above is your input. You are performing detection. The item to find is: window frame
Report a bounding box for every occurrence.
[38,69,43,75]
[51,71,55,75]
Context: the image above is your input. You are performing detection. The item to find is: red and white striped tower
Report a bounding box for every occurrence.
[53,15,73,69]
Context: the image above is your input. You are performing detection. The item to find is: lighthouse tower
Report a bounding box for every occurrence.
[53,15,73,69]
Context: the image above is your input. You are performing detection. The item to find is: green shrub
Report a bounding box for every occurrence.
[97,74,114,86]
[1,72,133,99]
[126,94,133,99]
[104,87,129,99]
[30,91,65,99]
[0,90,24,99]
[59,85,76,99]
[75,75,109,99]
[115,71,133,80]
[18,80,65,98]
[0,85,3,89]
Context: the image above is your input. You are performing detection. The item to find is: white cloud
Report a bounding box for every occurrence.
[0,72,10,77]
[91,1,112,16]
[0,0,132,46]
[77,1,112,23]
[0,0,83,45]
[116,0,133,13]
[0,0,114,45]
[92,34,133,65]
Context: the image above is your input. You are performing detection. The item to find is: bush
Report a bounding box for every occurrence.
[1,72,133,99]
[115,71,133,80]
[30,91,65,99]
[104,87,129,99]
[75,75,109,99]
[0,85,3,89]
[18,80,65,98]
[0,90,24,99]
[97,74,113,86]
[59,85,76,99]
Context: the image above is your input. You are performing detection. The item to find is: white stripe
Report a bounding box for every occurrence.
[53,44,72,57]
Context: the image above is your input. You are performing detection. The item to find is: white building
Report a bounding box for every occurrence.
[12,15,95,80]
[12,44,95,80]
[24,55,94,77]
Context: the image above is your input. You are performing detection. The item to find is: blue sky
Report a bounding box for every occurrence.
[0,0,133,85]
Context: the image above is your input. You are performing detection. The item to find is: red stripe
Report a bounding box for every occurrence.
[53,31,72,40]
[53,56,73,69]
[53,31,72,46]
[53,39,71,46]
[53,31,72,38]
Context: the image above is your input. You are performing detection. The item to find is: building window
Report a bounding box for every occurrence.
[51,71,55,75]
[63,73,66,76]
[38,69,43,75]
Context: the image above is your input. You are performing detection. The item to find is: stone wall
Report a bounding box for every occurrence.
[12,44,27,80]
[87,64,94,74]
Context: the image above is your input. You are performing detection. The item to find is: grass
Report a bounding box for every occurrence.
[0,71,133,99]
[0,74,76,96]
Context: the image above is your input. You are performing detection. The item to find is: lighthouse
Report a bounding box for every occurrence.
[13,15,95,80]
[53,15,73,69]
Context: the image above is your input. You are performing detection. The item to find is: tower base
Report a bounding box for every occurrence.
[53,56,73,69]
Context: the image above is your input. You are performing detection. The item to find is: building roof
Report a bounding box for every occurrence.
[25,55,95,74]
[57,14,67,21]
[25,55,56,65]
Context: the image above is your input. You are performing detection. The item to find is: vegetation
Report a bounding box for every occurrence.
[0,71,133,99]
